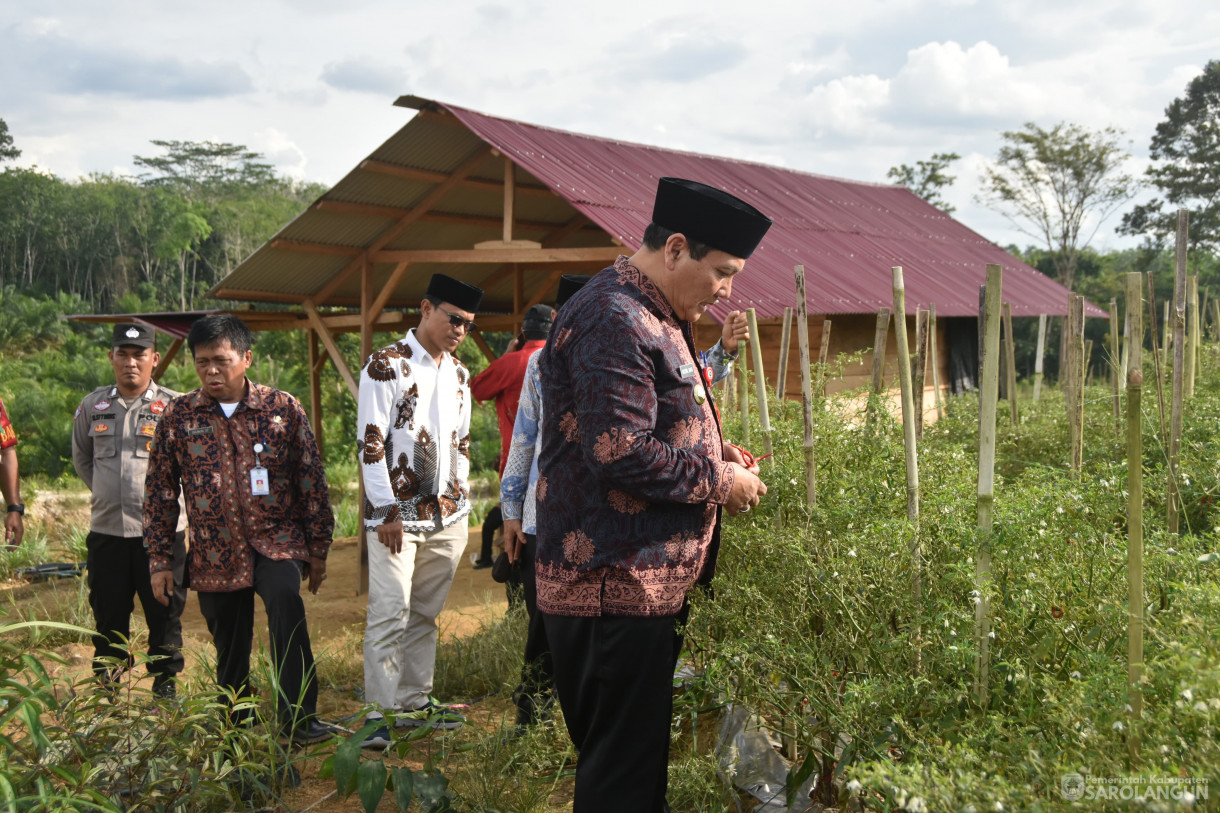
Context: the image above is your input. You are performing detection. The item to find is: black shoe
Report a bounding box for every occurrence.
[472,559,494,570]
[287,719,345,746]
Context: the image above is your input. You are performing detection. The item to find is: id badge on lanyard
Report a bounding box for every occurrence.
[250,442,270,496]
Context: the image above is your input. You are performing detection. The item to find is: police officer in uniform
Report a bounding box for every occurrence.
[72,323,188,697]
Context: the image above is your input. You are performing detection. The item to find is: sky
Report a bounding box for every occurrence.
[2,0,1218,253]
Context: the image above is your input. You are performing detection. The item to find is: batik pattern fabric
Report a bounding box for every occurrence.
[0,396,16,449]
[357,329,471,533]
[535,256,735,618]
[143,382,334,592]
[500,352,542,534]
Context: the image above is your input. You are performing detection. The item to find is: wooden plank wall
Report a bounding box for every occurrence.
[695,313,951,422]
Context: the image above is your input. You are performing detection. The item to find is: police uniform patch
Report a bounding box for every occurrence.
[94,399,110,411]
[139,422,157,437]
[145,440,152,452]
[93,422,110,433]
[150,400,165,414]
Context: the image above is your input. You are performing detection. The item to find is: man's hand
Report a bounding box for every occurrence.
[4,512,22,549]
[503,518,526,564]
[305,556,327,594]
[723,442,760,475]
[377,519,405,555]
[721,311,749,356]
[725,463,767,516]
[150,570,174,606]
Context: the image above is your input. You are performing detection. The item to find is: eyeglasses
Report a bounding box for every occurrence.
[436,304,478,334]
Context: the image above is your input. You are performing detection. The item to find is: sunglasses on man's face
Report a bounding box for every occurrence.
[436,304,478,334]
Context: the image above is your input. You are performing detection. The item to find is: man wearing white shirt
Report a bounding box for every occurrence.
[356,273,483,749]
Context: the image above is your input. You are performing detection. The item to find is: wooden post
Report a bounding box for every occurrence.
[1187,275,1199,397]
[1110,297,1122,436]
[892,268,921,609]
[929,304,944,419]
[738,336,751,446]
[1147,273,1168,442]
[776,307,793,400]
[1163,299,1171,371]
[151,337,184,383]
[1069,296,1086,474]
[1124,272,1145,756]
[1168,210,1188,535]
[746,308,773,456]
[867,308,891,427]
[913,308,929,441]
[1211,298,1220,344]
[794,266,816,509]
[308,330,324,461]
[974,265,1003,707]
[816,319,832,399]
[1002,303,1018,427]
[1032,314,1047,402]
[358,257,373,595]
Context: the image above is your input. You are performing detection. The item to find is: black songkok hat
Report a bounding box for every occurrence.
[426,273,484,313]
[112,322,155,349]
[650,177,772,259]
[556,274,592,310]
[521,304,554,340]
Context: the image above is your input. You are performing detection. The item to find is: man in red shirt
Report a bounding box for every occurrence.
[471,304,553,476]
[469,304,552,568]
[0,395,23,548]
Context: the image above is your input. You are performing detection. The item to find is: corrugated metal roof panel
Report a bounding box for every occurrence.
[213,96,1103,320]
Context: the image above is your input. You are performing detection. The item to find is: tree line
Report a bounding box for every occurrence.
[0,131,325,313]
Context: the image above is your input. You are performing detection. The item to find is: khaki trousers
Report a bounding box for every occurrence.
[363,521,467,711]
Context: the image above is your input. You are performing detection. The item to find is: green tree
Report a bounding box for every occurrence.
[133,140,276,199]
[1119,60,1220,257]
[0,118,19,163]
[887,152,960,213]
[977,122,1137,293]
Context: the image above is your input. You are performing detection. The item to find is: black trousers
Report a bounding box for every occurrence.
[544,607,687,813]
[86,530,187,693]
[511,534,554,725]
[196,552,318,727]
[479,504,503,562]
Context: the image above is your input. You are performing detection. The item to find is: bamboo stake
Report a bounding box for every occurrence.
[1002,303,1018,427]
[867,308,891,428]
[794,266,815,509]
[1063,294,1076,428]
[974,265,1003,707]
[1068,296,1085,473]
[1084,339,1094,388]
[738,343,751,446]
[1186,275,1199,397]
[1147,273,1168,442]
[929,304,944,419]
[746,308,773,456]
[1211,298,1220,344]
[913,308,929,441]
[776,307,793,400]
[892,267,921,606]
[1124,271,1145,756]
[1110,297,1122,436]
[1033,314,1047,402]
[816,319,832,400]
[1168,210,1188,535]
[1162,299,1171,372]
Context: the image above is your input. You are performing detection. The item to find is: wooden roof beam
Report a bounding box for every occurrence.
[270,239,362,258]
[360,160,553,197]
[313,200,567,232]
[372,246,619,264]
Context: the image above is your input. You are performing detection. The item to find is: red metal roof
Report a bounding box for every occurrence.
[439,100,1104,320]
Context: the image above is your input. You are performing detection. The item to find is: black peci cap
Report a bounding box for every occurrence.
[426,273,484,313]
[556,274,592,310]
[650,177,772,259]
[112,322,155,349]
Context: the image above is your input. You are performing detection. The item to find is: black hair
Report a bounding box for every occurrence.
[187,314,254,355]
[641,222,713,260]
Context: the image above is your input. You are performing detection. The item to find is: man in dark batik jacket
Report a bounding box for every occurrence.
[536,177,772,812]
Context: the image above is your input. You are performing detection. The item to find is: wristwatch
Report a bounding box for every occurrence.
[6,504,23,515]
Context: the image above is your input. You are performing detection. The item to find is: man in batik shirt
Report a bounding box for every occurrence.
[144,314,338,745]
[357,273,483,749]
[536,177,772,812]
